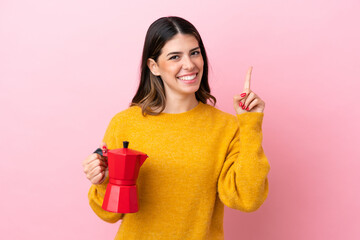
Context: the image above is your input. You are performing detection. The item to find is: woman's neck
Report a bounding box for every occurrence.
[162,95,199,114]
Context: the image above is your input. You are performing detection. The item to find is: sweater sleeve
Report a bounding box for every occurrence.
[217,112,270,212]
[88,115,124,223]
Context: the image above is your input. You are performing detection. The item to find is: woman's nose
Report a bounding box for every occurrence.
[182,55,195,70]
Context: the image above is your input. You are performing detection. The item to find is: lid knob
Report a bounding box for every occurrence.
[123,141,129,149]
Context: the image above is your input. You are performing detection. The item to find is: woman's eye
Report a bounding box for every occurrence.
[169,55,179,60]
[169,51,200,60]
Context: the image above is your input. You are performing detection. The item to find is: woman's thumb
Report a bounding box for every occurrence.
[98,142,108,165]
[99,142,108,152]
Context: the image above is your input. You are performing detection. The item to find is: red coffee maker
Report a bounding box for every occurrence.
[100,141,148,213]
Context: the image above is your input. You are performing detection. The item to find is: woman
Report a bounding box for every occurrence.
[82,16,270,240]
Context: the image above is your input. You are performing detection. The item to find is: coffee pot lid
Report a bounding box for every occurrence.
[109,141,147,156]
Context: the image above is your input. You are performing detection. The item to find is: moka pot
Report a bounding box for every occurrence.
[100,141,148,213]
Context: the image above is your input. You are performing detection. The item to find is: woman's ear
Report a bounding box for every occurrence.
[147,58,160,76]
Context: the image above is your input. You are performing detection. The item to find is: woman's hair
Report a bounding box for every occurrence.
[130,16,216,116]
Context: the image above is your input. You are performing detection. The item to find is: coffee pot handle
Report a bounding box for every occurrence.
[93,146,108,157]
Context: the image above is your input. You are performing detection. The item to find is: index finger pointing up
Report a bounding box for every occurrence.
[244,66,253,90]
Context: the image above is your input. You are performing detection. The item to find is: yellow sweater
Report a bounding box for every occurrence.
[88,101,270,240]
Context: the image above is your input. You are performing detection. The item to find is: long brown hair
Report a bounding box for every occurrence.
[130,16,216,116]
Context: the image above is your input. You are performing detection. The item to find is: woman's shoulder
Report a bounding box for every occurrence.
[203,103,237,122]
[200,104,238,131]
[109,105,141,122]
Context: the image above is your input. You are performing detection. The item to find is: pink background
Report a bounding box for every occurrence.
[1,0,359,239]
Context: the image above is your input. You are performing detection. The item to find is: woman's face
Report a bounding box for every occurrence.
[148,33,204,99]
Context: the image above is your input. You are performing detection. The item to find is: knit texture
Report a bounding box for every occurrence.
[88,101,270,240]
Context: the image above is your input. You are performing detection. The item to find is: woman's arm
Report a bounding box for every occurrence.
[217,112,270,212]
[87,115,124,222]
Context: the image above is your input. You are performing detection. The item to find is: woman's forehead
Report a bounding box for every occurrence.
[162,34,199,52]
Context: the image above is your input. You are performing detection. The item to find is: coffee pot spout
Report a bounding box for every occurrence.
[140,154,148,167]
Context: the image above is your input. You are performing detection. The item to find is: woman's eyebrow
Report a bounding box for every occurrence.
[166,47,200,56]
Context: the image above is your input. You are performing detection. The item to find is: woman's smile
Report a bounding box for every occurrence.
[177,73,198,84]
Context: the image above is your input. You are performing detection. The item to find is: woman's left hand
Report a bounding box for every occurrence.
[233,66,265,115]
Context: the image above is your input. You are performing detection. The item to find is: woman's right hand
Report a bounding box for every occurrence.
[82,142,108,184]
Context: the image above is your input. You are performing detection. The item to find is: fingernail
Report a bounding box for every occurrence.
[246,107,249,111]
[240,93,246,97]
[239,102,243,107]
[102,146,107,153]
[242,105,246,109]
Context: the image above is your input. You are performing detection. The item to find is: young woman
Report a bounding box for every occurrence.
[82,16,270,240]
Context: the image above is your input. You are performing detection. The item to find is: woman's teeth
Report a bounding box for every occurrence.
[177,74,197,81]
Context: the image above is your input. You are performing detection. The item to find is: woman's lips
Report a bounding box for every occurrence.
[177,72,198,78]
[177,73,198,84]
